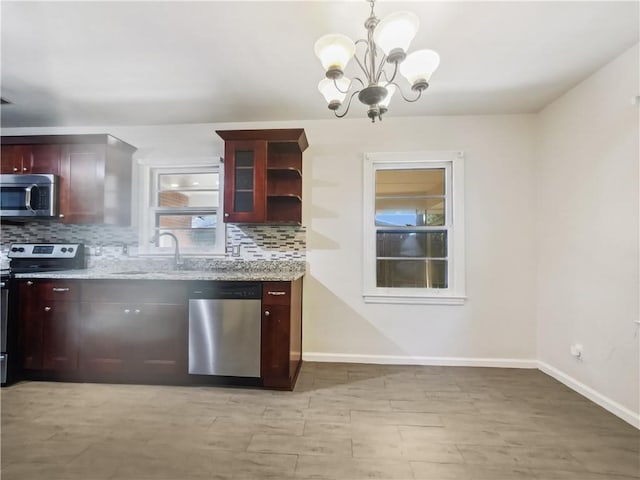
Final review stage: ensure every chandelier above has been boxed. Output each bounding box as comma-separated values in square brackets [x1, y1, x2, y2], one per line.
[314, 0, 440, 122]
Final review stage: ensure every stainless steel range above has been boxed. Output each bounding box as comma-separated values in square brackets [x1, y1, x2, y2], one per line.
[8, 243, 85, 273]
[2, 243, 86, 386]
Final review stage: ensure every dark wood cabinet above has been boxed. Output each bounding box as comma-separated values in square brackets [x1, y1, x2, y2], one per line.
[217, 129, 307, 224]
[17, 280, 79, 373]
[16, 277, 303, 389]
[1, 144, 62, 174]
[261, 279, 303, 390]
[1, 135, 136, 225]
[80, 281, 187, 381]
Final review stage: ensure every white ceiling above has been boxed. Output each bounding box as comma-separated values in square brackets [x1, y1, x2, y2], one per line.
[1, 1, 638, 127]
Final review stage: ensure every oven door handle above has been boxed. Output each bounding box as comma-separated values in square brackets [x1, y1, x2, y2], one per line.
[24, 184, 37, 212]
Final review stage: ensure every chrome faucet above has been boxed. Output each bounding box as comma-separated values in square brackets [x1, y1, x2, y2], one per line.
[154, 232, 183, 270]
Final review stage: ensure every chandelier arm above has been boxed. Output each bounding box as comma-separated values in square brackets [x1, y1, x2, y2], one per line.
[334, 90, 362, 118]
[353, 39, 371, 79]
[373, 54, 388, 84]
[383, 61, 400, 86]
[389, 82, 424, 103]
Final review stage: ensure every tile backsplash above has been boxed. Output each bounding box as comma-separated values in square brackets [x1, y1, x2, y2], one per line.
[1, 221, 305, 263]
[1, 222, 138, 248]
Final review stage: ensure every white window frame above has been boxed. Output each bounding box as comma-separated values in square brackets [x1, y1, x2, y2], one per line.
[137, 158, 226, 256]
[363, 151, 466, 305]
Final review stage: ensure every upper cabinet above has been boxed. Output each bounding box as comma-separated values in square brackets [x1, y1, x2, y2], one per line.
[216, 129, 308, 224]
[1, 135, 137, 225]
[1, 144, 62, 175]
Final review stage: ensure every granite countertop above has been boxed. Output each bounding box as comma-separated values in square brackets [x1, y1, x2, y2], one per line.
[12, 259, 305, 282]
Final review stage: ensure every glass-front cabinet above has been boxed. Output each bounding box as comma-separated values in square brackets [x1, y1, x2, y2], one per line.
[217, 129, 307, 224]
[222, 139, 267, 223]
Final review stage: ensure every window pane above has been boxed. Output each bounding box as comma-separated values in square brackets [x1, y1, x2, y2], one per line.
[375, 198, 444, 226]
[376, 259, 448, 288]
[158, 173, 219, 191]
[376, 231, 447, 258]
[159, 191, 218, 208]
[376, 169, 445, 195]
[157, 214, 218, 249]
[375, 168, 445, 226]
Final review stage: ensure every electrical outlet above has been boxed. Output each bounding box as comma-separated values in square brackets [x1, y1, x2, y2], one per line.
[570, 344, 583, 360]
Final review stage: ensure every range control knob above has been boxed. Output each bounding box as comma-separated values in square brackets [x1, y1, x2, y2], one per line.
[18, 247, 24, 252]
[11, 247, 18, 252]
[68, 247, 74, 253]
[61, 248, 67, 253]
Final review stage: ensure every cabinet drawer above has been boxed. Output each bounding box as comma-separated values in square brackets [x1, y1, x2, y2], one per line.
[262, 282, 291, 305]
[37, 281, 80, 302]
[82, 280, 187, 304]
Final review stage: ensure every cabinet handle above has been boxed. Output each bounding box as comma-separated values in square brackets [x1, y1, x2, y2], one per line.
[44, 306, 51, 312]
[26, 281, 33, 286]
[22, 167, 28, 172]
[59, 214, 65, 219]
[134, 309, 141, 314]
[124, 309, 130, 314]
[52, 287, 70, 292]
[267, 291, 287, 296]
[264, 310, 270, 317]
[224, 213, 229, 217]
[12, 167, 18, 172]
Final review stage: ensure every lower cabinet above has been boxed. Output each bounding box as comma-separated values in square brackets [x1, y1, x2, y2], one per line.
[261, 278, 303, 390]
[16, 277, 302, 389]
[80, 281, 188, 382]
[18, 280, 79, 374]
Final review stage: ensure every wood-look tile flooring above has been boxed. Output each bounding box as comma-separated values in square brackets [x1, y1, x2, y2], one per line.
[1, 362, 638, 479]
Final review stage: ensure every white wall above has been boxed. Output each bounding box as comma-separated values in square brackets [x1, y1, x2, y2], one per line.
[2, 114, 539, 366]
[536, 43, 640, 424]
[302, 116, 537, 365]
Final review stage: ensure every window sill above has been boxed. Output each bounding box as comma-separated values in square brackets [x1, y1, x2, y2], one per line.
[363, 294, 466, 305]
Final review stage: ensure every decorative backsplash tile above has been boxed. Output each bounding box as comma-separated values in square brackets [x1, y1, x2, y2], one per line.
[0, 221, 138, 248]
[226, 224, 305, 260]
[1, 221, 306, 264]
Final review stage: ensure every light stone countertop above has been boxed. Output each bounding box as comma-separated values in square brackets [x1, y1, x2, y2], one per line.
[13, 260, 305, 282]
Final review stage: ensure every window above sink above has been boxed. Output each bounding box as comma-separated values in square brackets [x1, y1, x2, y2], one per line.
[137, 159, 226, 256]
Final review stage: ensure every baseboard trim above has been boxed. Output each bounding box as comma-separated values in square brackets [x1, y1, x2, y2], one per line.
[302, 352, 538, 369]
[538, 361, 640, 429]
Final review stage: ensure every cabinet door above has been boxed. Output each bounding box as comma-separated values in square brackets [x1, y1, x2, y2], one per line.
[223, 140, 267, 223]
[29, 144, 61, 174]
[1, 145, 26, 174]
[131, 303, 188, 377]
[41, 301, 78, 371]
[79, 302, 130, 375]
[261, 304, 291, 387]
[58, 144, 105, 224]
[18, 281, 43, 370]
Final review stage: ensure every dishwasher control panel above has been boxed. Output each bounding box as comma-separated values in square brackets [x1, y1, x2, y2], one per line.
[188, 281, 262, 300]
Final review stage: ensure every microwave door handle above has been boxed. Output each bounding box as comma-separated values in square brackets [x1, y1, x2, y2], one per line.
[24, 184, 36, 212]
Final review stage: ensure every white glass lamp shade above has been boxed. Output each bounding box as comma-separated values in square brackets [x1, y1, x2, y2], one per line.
[373, 11, 419, 56]
[318, 77, 351, 105]
[379, 84, 396, 109]
[314, 34, 356, 73]
[399, 49, 440, 87]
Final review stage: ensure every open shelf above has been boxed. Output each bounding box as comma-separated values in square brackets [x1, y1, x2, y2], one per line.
[266, 196, 302, 224]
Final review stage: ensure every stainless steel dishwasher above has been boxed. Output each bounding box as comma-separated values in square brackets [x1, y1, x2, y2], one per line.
[188, 281, 262, 377]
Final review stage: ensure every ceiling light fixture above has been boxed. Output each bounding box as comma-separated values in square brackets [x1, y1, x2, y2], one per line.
[314, 0, 440, 123]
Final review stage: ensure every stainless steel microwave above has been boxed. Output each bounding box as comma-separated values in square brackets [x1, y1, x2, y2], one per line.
[0, 174, 59, 219]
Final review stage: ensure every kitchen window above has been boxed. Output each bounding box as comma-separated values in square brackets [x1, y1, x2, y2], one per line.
[141, 161, 225, 255]
[363, 151, 465, 304]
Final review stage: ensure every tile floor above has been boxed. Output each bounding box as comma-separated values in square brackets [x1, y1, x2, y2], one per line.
[1, 362, 639, 479]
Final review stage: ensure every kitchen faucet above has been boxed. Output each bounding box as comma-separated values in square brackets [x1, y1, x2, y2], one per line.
[154, 232, 183, 270]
